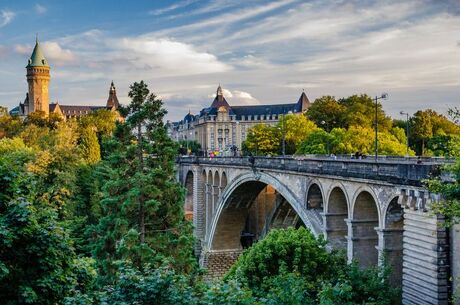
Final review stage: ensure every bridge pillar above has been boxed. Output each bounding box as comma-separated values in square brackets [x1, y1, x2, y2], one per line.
[376, 228, 404, 286]
[346, 219, 379, 267]
[205, 183, 212, 241]
[193, 168, 206, 254]
[323, 212, 348, 249]
[399, 190, 449, 305]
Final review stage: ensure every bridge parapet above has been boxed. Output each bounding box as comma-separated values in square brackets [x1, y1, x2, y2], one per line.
[179, 156, 449, 186]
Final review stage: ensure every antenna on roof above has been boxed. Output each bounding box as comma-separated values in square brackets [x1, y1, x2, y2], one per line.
[36, 33, 39, 44]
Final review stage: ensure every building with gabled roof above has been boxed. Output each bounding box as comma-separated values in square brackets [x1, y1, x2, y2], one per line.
[10, 37, 121, 120]
[170, 85, 310, 154]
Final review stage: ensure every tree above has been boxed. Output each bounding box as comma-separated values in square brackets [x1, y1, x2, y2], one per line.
[296, 129, 335, 155]
[99, 264, 196, 305]
[178, 139, 201, 155]
[79, 126, 101, 165]
[225, 227, 346, 300]
[278, 114, 318, 155]
[243, 124, 281, 156]
[225, 227, 399, 305]
[93, 81, 196, 283]
[0, 115, 23, 139]
[338, 94, 392, 131]
[297, 126, 412, 156]
[306, 96, 345, 131]
[0, 138, 96, 305]
[411, 111, 433, 156]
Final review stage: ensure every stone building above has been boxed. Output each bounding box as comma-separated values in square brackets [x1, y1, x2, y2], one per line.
[170, 85, 311, 154]
[10, 37, 120, 119]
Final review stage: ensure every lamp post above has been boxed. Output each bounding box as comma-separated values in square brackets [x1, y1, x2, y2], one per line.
[400, 111, 410, 157]
[281, 114, 286, 157]
[321, 121, 330, 155]
[374, 93, 389, 161]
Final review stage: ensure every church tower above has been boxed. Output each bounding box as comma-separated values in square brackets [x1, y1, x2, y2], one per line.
[26, 36, 50, 114]
[106, 81, 120, 109]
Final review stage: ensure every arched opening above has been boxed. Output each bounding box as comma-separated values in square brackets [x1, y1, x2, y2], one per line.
[198, 169, 207, 239]
[352, 191, 379, 268]
[383, 197, 403, 287]
[206, 170, 213, 236]
[213, 171, 220, 213]
[205, 175, 310, 279]
[325, 187, 348, 249]
[221, 171, 227, 190]
[211, 181, 304, 251]
[306, 183, 323, 210]
[184, 171, 194, 221]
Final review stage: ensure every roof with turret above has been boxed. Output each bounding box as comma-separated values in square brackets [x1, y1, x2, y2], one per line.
[197, 85, 310, 120]
[27, 37, 49, 67]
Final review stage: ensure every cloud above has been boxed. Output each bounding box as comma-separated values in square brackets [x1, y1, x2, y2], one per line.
[207, 88, 260, 105]
[14, 44, 31, 55]
[0, 10, 15, 27]
[35, 4, 47, 14]
[42, 42, 76, 64]
[149, 0, 196, 16]
[14, 42, 76, 65]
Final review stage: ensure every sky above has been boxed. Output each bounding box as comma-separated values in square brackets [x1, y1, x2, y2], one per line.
[0, 0, 459, 121]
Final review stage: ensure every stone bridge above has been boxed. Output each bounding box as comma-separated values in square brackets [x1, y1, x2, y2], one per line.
[178, 156, 455, 305]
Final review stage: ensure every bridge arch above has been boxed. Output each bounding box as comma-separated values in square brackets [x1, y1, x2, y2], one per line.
[305, 180, 324, 210]
[324, 184, 349, 249]
[382, 196, 404, 287]
[184, 170, 194, 220]
[351, 188, 380, 268]
[207, 171, 319, 251]
[221, 171, 228, 190]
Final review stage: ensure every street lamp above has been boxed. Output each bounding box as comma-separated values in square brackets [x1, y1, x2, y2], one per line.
[374, 93, 389, 161]
[321, 121, 330, 155]
[400, 111, 410, 157]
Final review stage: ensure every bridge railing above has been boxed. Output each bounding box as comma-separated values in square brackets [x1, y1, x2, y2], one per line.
[178, 155, 453, 186]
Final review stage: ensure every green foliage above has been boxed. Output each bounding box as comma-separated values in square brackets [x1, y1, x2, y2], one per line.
[99, 264, 196, 305]
[200, 280, 256, 305]
[243, 115, 318, 155]
[0, 198, 95, 305]
[338, 94, 392, 131]
[226, 227, 346, 299]
[410, 109, 460, 156]
[318, 263, 400, 305]
[93, 81, 196, 284]
[224, 228, 400, 305]
[0, 114, 23, 138]
[296, 129, 335, 154]
[278, 114, 318, 154]
[297, 126, 413, 156]
[243, 123, 281, 155]
[79, 127, 101, 164]
[306, 96, 345, 131]
[178, 139, 202, 155]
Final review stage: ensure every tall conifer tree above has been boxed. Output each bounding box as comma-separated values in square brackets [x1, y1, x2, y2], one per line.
[93, 81, 195, 283]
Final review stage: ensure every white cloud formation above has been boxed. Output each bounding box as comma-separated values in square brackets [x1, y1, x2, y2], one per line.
[14, 44, 31, 55]
[42, 42, 76, 64]
[149, 0, 196, 16]
[207, 88, 260, 105]
[14, 42, 77, 65]
[35, 4, 47, 14]
[117, 36, 231, 75]
[0, 10, 15, 27]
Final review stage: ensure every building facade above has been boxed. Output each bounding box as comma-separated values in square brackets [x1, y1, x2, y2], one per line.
[170, 85, 310, 154]
[10, 38, 120, 119]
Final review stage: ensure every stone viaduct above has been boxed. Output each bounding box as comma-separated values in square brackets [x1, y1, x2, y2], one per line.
[178, 156, 457, 305]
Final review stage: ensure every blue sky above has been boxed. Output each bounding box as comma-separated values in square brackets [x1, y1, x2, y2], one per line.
[0, 0, 459, 121]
